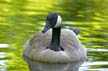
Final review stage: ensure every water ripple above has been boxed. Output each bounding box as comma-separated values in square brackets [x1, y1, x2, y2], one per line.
[87, 48, 108, 52]
[0, 44, 10, 48]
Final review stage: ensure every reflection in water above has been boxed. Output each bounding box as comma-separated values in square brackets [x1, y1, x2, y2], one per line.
[0, 44, 10, 48]
[0, 43, 9, 70]
[23, 56, 86, 71]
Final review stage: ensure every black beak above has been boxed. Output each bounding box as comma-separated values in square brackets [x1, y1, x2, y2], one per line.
[42, 21, 51, 33]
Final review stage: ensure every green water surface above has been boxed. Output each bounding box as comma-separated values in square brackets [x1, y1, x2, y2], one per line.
[0, 0, 108, 71]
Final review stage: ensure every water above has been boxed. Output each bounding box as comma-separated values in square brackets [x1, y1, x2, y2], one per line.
[0, 0, 108, 71]
[23, 56, 86, 71]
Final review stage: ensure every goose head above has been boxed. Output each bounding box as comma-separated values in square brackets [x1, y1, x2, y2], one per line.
[42, 13, 62, 33]
[42, 13, 63, 51]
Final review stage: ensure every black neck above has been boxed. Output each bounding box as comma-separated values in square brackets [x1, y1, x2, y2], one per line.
[51, 27, 61, 46]
[47, 27, 64, 51]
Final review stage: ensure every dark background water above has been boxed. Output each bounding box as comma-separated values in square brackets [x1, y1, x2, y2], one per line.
[0, 0, 108, 71]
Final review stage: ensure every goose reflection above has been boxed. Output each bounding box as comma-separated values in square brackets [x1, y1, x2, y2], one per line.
[23, 56, 86, 71]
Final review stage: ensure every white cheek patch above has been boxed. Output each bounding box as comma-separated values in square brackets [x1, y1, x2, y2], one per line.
[54, 15, 62, 28]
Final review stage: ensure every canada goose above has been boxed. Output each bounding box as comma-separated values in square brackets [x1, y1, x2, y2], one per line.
[23, 13, 87, 63]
